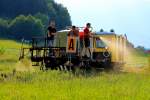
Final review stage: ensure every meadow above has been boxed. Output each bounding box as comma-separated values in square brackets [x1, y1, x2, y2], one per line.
[0, 40, 150, 100]
[1, 71, 150, 100]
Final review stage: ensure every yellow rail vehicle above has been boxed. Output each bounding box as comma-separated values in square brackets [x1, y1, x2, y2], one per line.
[92, 32, 127, 68]
[20, 28, 127, 71]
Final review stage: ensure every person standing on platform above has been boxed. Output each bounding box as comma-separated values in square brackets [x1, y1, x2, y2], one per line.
[68, 26, 79, 55]
[82, 23, 92, 58]
[47, 20, 57, 47]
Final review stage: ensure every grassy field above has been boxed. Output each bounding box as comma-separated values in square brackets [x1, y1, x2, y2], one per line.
[1, 71, 150, 100]
[0, 39, 28, 72]
[0, 40, 150, 100]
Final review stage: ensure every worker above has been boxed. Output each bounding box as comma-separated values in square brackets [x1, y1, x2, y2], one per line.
[82, 23, 93, 58]
[68, 26, 79, 37]
[68, 26, 79, 55]
[47, 20, 57, 47]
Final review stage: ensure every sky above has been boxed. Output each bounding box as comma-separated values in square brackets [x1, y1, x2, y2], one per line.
[55, 0, 150, 49]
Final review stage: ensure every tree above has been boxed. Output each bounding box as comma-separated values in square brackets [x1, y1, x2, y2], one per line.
[0, 0, 48, 18]
[0, 0, 72, 39]
[34, 13, 49, 27]
[9, 15, 44, 40]
[0, 0, 72, 29]
[47, 1, 72, 30]
[136, 46, 145, 51]
[0, 18, 9, 38]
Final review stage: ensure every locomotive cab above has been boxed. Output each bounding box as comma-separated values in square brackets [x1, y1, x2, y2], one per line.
[92, 32, 127, 69]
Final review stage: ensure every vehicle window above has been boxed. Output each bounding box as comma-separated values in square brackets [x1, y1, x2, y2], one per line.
[96, 38, 106, 48]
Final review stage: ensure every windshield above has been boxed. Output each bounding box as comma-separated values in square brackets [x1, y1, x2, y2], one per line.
[95, 38, 106, 48]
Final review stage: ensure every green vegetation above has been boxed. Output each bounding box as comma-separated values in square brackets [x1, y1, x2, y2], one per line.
[124, 44, 150, 69]
[0, 40, 29, 72]
[9, 15, 44, 40]
[1, 71, 150, 100]
[0, 40, 150, 100]
[0, 0, 71, 40]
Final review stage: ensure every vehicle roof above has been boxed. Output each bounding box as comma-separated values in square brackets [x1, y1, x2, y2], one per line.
[57, 29, 70, 33]
[95, 32, 116, 35]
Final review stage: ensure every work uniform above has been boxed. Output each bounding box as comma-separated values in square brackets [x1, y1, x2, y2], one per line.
[47, 26, 56, 47]
[84, 27, 90, 47]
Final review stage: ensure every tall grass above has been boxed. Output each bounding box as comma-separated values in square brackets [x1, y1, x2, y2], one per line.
[0, 71, 150, 100]
[1, 40, 150, 100]
[0, 40, 29, 72]
[0, 47, 5, 55]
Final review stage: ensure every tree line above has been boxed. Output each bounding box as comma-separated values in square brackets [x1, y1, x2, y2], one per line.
[0, 0, 72, 40]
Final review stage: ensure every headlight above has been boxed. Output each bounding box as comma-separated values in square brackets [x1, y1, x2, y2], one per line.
[103, 51, 110, 58]
[105, 46, 108, 50]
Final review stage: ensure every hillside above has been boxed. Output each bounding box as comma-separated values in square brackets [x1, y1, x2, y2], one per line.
[0, 0, 72, 40]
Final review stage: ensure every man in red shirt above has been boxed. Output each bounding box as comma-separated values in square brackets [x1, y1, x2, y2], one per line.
[84, 23, 91, 47]
[80, 23, 92, 58]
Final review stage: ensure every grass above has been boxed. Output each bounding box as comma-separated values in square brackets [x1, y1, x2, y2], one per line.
[0, 39, 30, 72]
[1, 71, 150, 100]
[0, 39, 150, 100]
[124, 47, 150, 71]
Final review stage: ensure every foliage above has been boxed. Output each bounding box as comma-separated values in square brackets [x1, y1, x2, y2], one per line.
[136, 46, 145, 52]
[0, 0, 71, 29]
[0, 18, 9, 38]
[0, 40, 29, 72]
[0, 47, 5, 55]
[9, 15, 44, 40]
[53, 3, 72, 30]
[0, 0, 48, 18]
[34, 13, 49, 28]
[0, 40, 150, 100]
[0, 0, 72, 40]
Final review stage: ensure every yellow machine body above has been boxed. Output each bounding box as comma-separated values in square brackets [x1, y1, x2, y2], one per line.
[93, 33, 127, 64]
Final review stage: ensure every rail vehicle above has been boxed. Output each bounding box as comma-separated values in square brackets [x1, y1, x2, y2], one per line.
[19, 27, 127, 71]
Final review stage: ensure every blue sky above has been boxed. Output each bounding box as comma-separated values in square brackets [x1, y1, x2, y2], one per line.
[55, 0, 150, 48]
